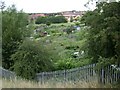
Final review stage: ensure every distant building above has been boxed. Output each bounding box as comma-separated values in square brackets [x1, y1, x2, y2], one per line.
[61, 10, 86, 22]
[28, 10, 86, 22]
[29, 13, 45, 20]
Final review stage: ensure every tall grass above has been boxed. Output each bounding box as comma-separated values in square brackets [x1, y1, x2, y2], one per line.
[2, 77, 113, 88]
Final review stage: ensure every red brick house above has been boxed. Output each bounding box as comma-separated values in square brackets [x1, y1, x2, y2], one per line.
[29, 13, 45, 20]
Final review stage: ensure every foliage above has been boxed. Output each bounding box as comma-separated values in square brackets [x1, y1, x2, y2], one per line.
[81, 2, 120, 64]
[35, 16, 46, 24]
[2, 5, 32, 70]
[55, 58, 76, 70]
[35, 16, 67, 24]
[11, 40, 54, 80]
[0, 1, 5, 11]
[46, 21, 51, 26]
[70, 16, 73, 22]
[75, 22, 80, 26]
[65, 25, 75, 34]
[75, 27, 88, 40]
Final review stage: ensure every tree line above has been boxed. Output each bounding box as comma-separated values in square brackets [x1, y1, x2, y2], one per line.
[35, 16, 67, 25]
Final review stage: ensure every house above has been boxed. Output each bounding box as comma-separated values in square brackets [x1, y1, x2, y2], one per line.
[61, 10, 86, 22]
[28, 10, 86, 22]
[29, 13, 45, 20]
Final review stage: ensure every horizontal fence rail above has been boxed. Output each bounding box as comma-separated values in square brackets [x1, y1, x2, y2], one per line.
[36, 64, 120, 84]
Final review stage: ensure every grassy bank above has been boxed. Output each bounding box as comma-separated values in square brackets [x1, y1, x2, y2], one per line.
[2, 77, 113, 88]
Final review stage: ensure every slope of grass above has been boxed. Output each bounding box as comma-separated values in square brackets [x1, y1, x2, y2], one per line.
[2, 77, 113, 88]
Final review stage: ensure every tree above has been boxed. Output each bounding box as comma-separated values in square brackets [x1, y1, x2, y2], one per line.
[35, 16, 46, 24]
[2, 5, 31, 70]
[53, 16, 67, 23]
[11, 40, 54, 80]
[81, 2, 120, 65]
[0, 1, 5, 12]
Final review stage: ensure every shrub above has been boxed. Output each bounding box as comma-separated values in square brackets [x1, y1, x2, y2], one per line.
[46, 21, 51, 26]
[35, 16, 46, 24]
[35, 16, 67, 24]
[55, 58, 76, 70]
[75, 22, 80, 26]
[11, 40, 54, 80]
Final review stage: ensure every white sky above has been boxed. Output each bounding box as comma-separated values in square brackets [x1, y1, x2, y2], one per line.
[2, 0, 94, 13]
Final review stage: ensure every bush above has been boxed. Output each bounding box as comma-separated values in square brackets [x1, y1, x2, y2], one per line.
[35, 16, 67, 24]
[35, 16, 46, 24]
[75, 22, 80, 26]
[46, 21, 51, 26]
[55, 58, 76, 70]
[65, 26, 75, 34]
[11, 40, 54, 80]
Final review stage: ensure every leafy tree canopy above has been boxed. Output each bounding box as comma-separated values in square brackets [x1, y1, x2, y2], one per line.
[81, 2, 120, 65]
[2, 5, 31, 69]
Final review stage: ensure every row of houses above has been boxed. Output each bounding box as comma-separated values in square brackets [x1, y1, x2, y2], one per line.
[29, 10, 86, 22]
[61, 10, 86, 22]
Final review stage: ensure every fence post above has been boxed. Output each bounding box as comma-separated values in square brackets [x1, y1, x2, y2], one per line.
[42, 72, 44, 84]
[64, 69, 66, 82]
[101, 68, 105, 84]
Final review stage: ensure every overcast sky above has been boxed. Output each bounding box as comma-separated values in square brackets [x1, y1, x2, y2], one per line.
[2, 0, 96, 13]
